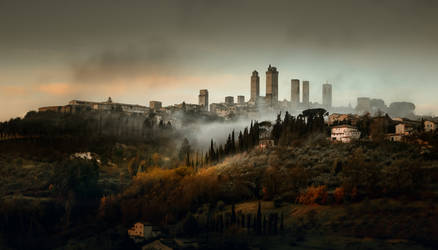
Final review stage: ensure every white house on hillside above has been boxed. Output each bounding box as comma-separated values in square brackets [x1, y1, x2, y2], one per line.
[331, 125, 361, 143]
[424, 120, 437, 132]
[395, 123, 415, 135]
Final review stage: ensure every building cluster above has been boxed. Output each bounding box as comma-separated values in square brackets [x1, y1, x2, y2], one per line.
[38, 64, 338, 121]
[38, 97, 150, 114]
[328, 113, 438, 143]
[38, 97, 209, 128]
[38, 64, 431, 136]
[206, 64, 334, 119]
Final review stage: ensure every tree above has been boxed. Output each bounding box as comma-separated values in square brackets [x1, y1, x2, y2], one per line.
[238, 131, 243, 152]
[243, 127, 249, 150]
[51, 159, 100, 200]
[256, 200, 262, 234]
[231, 130, 236, 153]
[272, 113, 282, 144]
[179, 138, 192, 161]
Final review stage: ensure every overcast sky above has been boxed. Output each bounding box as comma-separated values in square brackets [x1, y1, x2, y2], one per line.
[1, 0, 437, 120]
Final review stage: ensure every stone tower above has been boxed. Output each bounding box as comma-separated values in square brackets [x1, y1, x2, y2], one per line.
[237, 95, 245, 104]
[302, 80, 310, 107]
[225, 96, 234, 105]
[291, 79, 300, 107]
[198, 89, 209, 111]
[266, 65, 278, 105]
[322, 83, 332, 108]
[250, 70, 260, 102]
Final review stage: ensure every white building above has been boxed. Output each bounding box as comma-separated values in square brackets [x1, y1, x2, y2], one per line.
[331, 125, 361, 143]
[395, 123, 415, 135]
[424, 120, 437, 132]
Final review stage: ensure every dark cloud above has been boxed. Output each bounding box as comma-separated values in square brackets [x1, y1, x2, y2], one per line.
[72, 40, 182, 83]
[1, 0, 438, 117]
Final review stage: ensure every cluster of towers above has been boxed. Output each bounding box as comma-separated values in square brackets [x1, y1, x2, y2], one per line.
[290, 79, 310, 108]
[250, 65, 332, 109]
[250, 65, 280, 105]
[199, 64, 333, 112]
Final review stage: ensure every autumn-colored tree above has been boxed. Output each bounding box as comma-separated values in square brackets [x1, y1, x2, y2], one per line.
[297, 185, 328, 205]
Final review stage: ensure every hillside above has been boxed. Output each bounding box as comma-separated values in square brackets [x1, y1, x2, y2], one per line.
[1, 132, 438, 249]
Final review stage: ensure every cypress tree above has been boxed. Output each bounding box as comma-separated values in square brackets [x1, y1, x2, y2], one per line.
[243, 127, 249, 150]
[256, 200, 262, 234]
[238, 131, 243, 152]
[231, 204, 236, 224]
[185, 151, 190, 167]
[231, 130, 236, 153]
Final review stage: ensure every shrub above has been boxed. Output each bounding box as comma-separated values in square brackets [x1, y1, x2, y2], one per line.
[333, 187, 345, 204]
[273, 196, 283, 208]
[297, 185, 328, 205]
[217, 200, 225, 211]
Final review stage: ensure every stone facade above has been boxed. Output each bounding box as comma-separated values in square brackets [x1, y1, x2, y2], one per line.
[250, 70, 260, 102]
[331, 125, 361, 143]
[198, 89, 209, 111]
[225, 96, 234, 105]
[237, 95, 245, 104]
[291, 79, 300, 108]
[266, 65, 278, 105]
[302, 80, 310, 107]
[424, 120, 437, 132]
[39, 97, 150, 114]
[322, 83, 332, 108]
[149, 101, 162, 111]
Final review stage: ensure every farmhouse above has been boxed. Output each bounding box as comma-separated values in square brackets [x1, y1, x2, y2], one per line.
[128, 222, 161, 240]
[424, 120, 437, 132]
[330, 124, 361, 143]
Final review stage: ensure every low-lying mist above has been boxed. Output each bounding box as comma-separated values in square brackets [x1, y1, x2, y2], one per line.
[180, 112, 278, 151]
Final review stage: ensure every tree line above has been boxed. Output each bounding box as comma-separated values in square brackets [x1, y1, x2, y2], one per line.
[0, 110, 172, 141]
[179, 108, 331, 169]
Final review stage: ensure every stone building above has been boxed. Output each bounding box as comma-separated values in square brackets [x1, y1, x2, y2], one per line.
[266, 65, 278, 105]
[237, 95, 245, 104]
[250, 70, 260, 102]
[198, 89, 209, 111]
[149, 101, 162, 111]
[331, 124, 361, 143]
[291, 79, 300, 108]
[395, 123, 416, 135]
[39, 97, 150, 114]
[225, 96, 234, 105]
[322, 83, 332, 108]
[424, 120, 437, 132]
[128, 222, 161, 240]
[302, 80, 310, 107]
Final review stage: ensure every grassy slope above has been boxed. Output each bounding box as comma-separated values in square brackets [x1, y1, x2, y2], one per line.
[195, 199, 438, 249]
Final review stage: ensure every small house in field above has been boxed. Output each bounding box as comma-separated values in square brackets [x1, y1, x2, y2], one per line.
[128, 222, 161, 240]
[330, 125, 361, 143]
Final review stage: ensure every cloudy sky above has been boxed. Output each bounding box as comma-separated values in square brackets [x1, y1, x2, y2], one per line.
[1, 0, 437, 120]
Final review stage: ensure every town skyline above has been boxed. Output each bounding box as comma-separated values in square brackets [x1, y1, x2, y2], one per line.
[1, 0, 438, 121]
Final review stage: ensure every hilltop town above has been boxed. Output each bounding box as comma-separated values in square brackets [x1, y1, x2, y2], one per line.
[36, 65, 438, 143]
